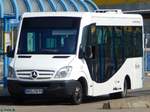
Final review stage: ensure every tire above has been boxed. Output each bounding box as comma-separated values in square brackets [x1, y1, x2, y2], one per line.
[71, 82, 83, 105]
[120, 79, 128, 98]
[110, 79, 128, 99]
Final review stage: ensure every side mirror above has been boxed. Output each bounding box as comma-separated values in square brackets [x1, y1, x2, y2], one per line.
[79, 47, 84, 59]
[88, 23, 96, 39]
[85, 46, 93, 59]
[7, 46, 14, 58]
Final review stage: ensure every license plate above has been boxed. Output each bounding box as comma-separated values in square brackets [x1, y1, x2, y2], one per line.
[25, 89, 43, 95]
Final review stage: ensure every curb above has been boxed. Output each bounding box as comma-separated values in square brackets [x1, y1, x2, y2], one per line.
[145, 73, 150, 77]
[100, 97, 150, 109]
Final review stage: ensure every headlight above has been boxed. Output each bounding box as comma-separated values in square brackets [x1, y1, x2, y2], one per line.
[8, 66, 16, 78]
[54, 66, 72, 79]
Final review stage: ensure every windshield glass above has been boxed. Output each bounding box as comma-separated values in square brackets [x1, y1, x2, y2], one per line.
[17, 17, 80, 54]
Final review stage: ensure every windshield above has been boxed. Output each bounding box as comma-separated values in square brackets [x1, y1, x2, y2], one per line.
[17, 17, 80, 54]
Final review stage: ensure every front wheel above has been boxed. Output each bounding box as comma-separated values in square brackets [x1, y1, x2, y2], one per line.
[71, 82, 83, 105]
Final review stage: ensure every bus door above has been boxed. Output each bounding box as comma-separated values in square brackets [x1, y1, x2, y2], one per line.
[84, 24, 114, 83]
[96, 26, 125, 83]
[83, 24, 100, 82]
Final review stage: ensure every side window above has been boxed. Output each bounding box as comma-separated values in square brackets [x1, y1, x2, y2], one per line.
[96, 26, 114, 82]
[96, 27, 106, 82]
[114, 27, 124, 68]
[124, 26, 143, 58]
[133, 27, 143, 57]
[124, 26, 133, 58]
[96, 26, 125, 82]
[84, 25, 143, 83]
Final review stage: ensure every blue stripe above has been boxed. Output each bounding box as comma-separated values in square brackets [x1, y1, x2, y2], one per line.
[85, 0, 99, 10]
[79, 0, 89, 11]
[60, 0, 69, 11]
[70, 0, 79, 11]
[48, 0, 56, 11]
[38, 0, 45, 11]
[4, 18, 11, 32]
[0, 0, 4, 18]
[11, 0, 19, 19]
[23, 0, 32, 12]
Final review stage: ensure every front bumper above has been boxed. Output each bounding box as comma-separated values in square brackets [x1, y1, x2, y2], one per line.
[7, 79, 79, 97]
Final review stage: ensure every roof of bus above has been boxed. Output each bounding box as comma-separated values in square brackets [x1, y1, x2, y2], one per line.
[22, 12, 143, 26]
[22, 11, 143, 19]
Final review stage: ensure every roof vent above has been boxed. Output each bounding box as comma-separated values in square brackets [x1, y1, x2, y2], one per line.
[95, 9, 123, 14]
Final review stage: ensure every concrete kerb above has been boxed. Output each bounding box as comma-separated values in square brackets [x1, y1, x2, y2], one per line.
[145, 72, 150, 77]
[100, 97, 150, 109]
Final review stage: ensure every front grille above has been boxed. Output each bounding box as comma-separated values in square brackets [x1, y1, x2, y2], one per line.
[16, 70, 55, 80]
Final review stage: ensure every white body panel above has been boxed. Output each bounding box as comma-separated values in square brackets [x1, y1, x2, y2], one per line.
[92, 58, 143, 96]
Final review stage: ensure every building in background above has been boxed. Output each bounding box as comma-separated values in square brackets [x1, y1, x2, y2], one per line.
[94, 0, 150, 71]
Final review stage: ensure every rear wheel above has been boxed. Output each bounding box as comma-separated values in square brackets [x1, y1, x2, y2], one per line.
[110, 79, 128, 98]
[120, 79, 128, 98]
[71, 82, 83, 105]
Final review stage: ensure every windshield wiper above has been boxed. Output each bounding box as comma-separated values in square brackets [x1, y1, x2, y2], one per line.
[18, 55, 32, 58]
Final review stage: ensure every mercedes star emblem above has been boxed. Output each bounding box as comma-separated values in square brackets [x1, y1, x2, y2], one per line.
[31, 71, 38, 79]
